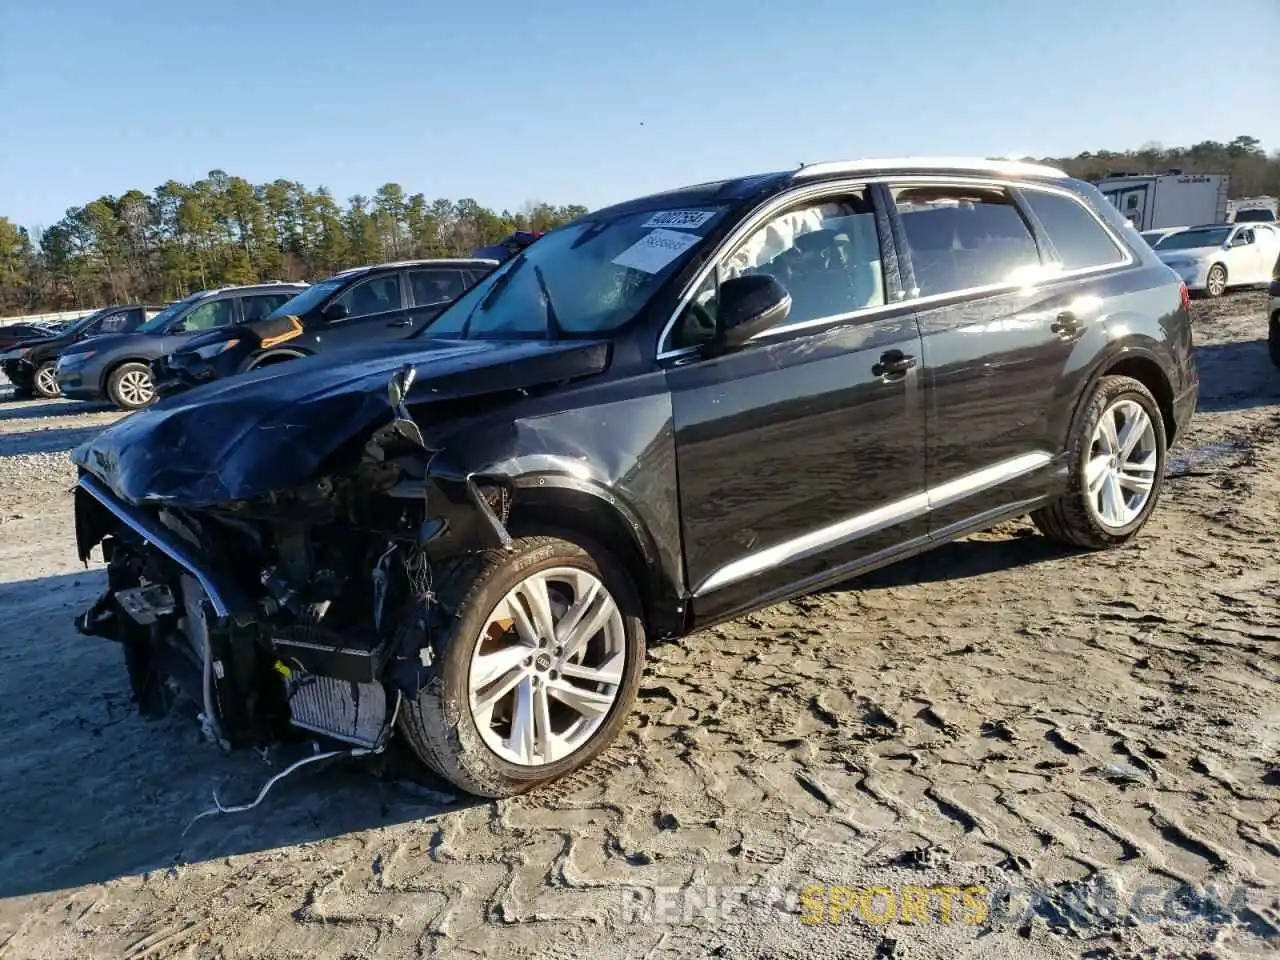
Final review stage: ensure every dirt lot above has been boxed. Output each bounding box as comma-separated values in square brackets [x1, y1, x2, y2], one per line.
[0, 294, 1277, 960]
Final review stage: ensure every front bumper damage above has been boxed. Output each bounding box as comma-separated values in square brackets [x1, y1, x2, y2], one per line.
[71, 412, 513, 756]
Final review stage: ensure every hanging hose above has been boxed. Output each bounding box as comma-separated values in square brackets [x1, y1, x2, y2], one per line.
[183, 745, 371, 835]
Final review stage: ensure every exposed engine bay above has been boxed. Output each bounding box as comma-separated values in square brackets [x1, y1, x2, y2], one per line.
[73, 366, 510, 757]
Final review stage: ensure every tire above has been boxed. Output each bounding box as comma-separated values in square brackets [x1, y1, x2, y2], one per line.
[1204, 263, 1227, 298]
[1269, 316, 1280, 370]
[399, 534, 646, 798]
[1032, 375, 1167, 549]
[32, 361, 60, 399]
[106, 361, 157, 410]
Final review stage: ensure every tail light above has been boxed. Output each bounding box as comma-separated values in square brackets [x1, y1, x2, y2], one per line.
[1178, 281, 1190, 310]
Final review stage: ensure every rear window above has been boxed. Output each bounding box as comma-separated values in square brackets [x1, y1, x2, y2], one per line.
[1022, 189, 1126, 270]
[893, 185, 1041, 296]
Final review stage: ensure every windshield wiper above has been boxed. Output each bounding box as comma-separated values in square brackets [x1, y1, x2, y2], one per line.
[532, 265, 562, 341]
[459, 252, 529, 338]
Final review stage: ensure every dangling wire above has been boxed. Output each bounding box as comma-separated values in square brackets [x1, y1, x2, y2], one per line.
[183, 744, 370, 835]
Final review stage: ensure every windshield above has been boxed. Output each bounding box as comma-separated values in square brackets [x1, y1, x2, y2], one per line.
[1140, 231, 1166, 244]
[136, 292, 208, 333]
[1157, 227, 1231, 251]
[422, 205, 730, 339]
[1234, 209, 1275, 223]
[266, 278, 347, 320]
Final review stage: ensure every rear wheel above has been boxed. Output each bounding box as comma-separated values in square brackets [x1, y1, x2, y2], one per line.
[1204, 263, 1227, 298]
[1033, 375, 1167, 549]
[1269, 316, 1280, 369]
[399, 535, 646, 798]
[32, 361, 60, 399]
[107, 362, 156, 410]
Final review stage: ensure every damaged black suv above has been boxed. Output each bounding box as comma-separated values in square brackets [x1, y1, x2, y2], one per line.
[71, 158, 1197, 798]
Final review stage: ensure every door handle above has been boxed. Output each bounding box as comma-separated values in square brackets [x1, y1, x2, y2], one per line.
[1050, 311, 1082, 336]
[872, 350, 917, 379]
[387, 319, 414, 328]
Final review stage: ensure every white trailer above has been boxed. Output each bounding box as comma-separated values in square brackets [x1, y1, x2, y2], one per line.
[1093, 173, 1229, 230]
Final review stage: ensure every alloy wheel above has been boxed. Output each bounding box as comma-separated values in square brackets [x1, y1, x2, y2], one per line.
[468, 567, 625, 767]
[118, 370, 154, 406]
[35, 364, 58, 396]
[1206, 266, 1226, 297]
[1084, 398, 1158, 529]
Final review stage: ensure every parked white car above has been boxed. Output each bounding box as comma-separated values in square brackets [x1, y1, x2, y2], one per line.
[1154, 222, 1280, 297]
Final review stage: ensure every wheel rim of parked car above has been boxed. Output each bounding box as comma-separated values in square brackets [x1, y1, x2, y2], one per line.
[1086, 399, 1158, 529]
[1207, 267, 1226, 297]
[35, 365, 57, 395]
[468, 566, 625, 767]
[118, 370, 154, 406]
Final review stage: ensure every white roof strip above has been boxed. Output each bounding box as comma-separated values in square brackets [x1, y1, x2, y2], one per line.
[792, 157, 1069, 180]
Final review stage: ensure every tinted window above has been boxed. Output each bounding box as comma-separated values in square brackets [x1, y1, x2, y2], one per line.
[335, 274, 402, 318]
[181, 298, 235, 332]
[1022, 190, 1125, 270]
[671, 192, 885, 348]
[894, 185, 1041, 296]
[243, 294, 293, 322]
[97, 310, 132, 334]
[1158, 227, 1231, 250]
[409, 269, 467, 306]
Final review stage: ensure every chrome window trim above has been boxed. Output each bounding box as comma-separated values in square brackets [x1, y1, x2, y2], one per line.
[692, 451, 1052, 596]
[792, 157, 1069, 180]
[656, 176, 1134, 362]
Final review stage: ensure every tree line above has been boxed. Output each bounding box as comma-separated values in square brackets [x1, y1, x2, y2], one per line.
[1, 135, 1276, 315]
[0, 175, 588, 315]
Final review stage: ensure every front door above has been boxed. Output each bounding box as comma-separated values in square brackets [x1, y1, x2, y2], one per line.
[663, 185, 927, 625]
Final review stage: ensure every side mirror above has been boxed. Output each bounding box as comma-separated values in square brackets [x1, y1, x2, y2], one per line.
[323, 301, 350, 322]
[704, 274, 791, 356]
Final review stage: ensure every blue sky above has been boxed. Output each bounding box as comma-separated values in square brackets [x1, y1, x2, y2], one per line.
[2, 0, 1277, 230]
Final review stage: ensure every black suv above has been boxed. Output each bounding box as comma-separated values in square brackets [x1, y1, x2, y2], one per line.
[71, 158, 1196, 799]
[0, 305, 161, 398]
[152, 259, 498, 398]
[55, 283, 307, 409]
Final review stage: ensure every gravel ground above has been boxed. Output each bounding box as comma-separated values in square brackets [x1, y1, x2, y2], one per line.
[0, 294, 1277, 960]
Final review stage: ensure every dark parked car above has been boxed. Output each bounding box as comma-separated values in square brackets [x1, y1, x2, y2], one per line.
[0, 321, 61, 352]
[1, 305, 161, 398]
[152, 259, 498, 398]
[70, 158, 1196, 799]
[55, 283, 307, 409]
[472, 231, 544, 263]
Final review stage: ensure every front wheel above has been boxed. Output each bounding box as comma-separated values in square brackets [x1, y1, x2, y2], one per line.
[1032, 375, 1167, 549]
[107, 362, 156, 410]
[1204, 263, 1227, 298]
[399, 535, 646, 798]
[32, 361, 60, 398]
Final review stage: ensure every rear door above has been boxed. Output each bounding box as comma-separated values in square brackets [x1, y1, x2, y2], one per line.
[404, 267, 470, 334]
[664, 183, 927, 624]
[315, 271, 409, 350]
[889, 179, 1130, 535]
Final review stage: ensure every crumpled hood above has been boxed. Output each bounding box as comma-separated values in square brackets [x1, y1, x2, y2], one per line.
[72, 336, 610, 506]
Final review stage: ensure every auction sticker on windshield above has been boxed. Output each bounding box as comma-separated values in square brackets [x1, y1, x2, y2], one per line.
[612, 229, 700, 274]
[641, 210, 718, 230]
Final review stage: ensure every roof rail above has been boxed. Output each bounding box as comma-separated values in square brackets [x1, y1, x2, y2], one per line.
[792, 157, 1069, 180]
